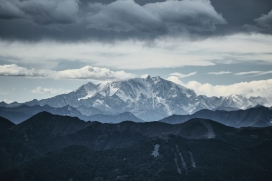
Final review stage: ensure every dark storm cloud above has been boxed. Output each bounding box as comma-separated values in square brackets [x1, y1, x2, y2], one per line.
[86, 0, 226, 34]
[0, 0, 271, 42]
[0, 0, 80, 25]
[209, 0, 272, 35]
[242, 10, 272, 35]
[255, 11, 272, 29]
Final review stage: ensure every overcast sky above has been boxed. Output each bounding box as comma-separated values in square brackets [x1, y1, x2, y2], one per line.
[0, 0, 272, 103]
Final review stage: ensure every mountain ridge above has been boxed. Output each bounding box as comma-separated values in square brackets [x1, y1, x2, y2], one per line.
[160, 106, 272, 127]
[2, 76, 269, 121]
[0, 104, 143, 124]
[1, 112, 271, 180]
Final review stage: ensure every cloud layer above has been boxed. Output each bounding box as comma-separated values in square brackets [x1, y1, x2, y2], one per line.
[0, 33, 271, 70]
[0, 0, 230, 41]
[168, 76, 272, 105]
[255, 10, 272, 29]
[0, 0, 79, 25]
[87, 0, 226, 35]
[0, 0, 272, 42]
[0, 64, 136, 80]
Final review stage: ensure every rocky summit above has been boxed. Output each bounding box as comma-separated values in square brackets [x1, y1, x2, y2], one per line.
[28, 76, 267, 121]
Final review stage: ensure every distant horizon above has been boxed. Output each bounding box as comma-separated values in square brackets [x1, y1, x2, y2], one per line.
[1, 74, 272, 105]
[0, 0, 272, 104]
[1, 75, 271, 109]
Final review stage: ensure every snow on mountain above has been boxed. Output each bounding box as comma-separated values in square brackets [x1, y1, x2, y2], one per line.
[31, 76, 268, 121]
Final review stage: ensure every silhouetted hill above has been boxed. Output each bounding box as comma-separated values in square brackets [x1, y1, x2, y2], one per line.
[88, 112, 144, 123]
[1, 137, 272, 181]
[176, 118, 235, 139]
[0, 104, 144, 124]
[0, 113, 271, 180]
[11, 112, 92, 142]
[160, 106, 272, 127]
[0, 116, 15, 131]
[0, 104, 86, 124]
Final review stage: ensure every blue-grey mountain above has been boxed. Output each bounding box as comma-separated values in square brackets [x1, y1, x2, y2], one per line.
[160, 106, 272, 128]
[0, 105, 143, 124]
[31, 76, 268, 121]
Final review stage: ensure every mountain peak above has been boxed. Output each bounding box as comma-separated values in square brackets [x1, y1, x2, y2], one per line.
[28, 76, 268, 122]
[12, 112, 91, 142]
[141, 74, 151, 79]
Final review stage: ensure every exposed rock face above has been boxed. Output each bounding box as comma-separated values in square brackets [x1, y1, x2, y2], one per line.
[22, 76, 268, 121]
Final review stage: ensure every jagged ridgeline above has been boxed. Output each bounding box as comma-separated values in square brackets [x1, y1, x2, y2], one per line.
[0, 76, 271, 180]
[1, 76, 269, 122]
[0, 112, 272, 181]
[1, 104, 271, 128]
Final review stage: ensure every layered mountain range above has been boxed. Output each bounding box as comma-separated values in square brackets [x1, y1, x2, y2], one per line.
[1, 78, 271, 180]
[0, 104, 143, 124]
[1, 112, 272, 181]
[160, 106, 272, 128]
[1, 104, 271, 128]
[16, 76, 268, 121]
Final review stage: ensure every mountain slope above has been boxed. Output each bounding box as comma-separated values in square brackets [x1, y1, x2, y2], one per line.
[0, 104, 91, 124]
[160, 106, 272, 127]
[88, 112, 144, 123]
[6, 113, 236, 151]
[0, 113, 272, 181]
[0, 104, 144, 124]
[176, 118, 235, 139]
[11, 112, 92, 142]
[1, 137, 272, 181]
[0, 116, 15, 131]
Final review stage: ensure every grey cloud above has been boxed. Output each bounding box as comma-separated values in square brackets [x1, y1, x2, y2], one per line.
[243, 10, 272, 34]
[255, 10, 272, 29]
[0, 0, 272, 42]
[0, 0, 80, 25]
[87, 0, 226, 34]
[0, 0, 25, 19]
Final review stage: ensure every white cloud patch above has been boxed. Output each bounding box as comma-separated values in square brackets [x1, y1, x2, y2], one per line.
[87, 0, 226, 34]
[169, 72, 197, 78]
[0, 64, 136, 81]
[167, 76, 184, 86]
[31, 87, 71, 94]
[169, 76, 272, 105]
[0, 99, 13, 104]
[235, 70, 272, 76]
[0, 64, 53, 77]
[0, 0, 80, 25]
[56, 66, 136, 80]
[207, 71, 231, 75]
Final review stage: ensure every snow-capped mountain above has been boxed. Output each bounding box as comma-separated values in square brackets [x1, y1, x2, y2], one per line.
[33, 76, 268, 121]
